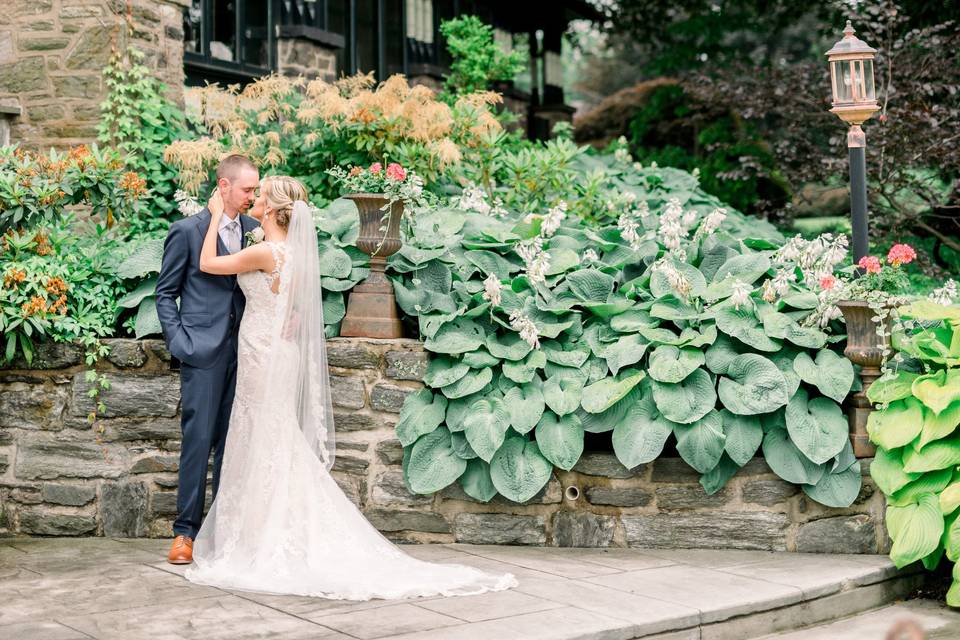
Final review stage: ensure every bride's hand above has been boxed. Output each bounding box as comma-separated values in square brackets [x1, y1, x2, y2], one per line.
[208, 187, 225, 217]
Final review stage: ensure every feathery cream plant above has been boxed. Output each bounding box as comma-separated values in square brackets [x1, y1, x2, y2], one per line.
[164, 73, 503, 198]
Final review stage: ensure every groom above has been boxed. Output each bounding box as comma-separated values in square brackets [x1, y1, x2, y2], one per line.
[156, 154, 260, 564]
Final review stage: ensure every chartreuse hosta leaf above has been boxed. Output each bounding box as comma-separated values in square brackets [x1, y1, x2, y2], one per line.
[463, 397, 510, 462]
[673, 409, 726, 473]
[867, 370, 920, 405]
[866, 397, 924, 450]
[396, 389, 447, 447]
[718, 353, 789, 415]
[785, 388, 848, 465]
[612, 392, 675, 468]
[489, 436, 553, 502]
[581, 369, 646, 414]
[651, 368, 716, 424]
[648, 345, 704, 384]
[792, 349, 855, 403]
[535, 412, 584, 470]
[902, 435, 960, 473]
[886, 493, 944, 569]
[913, 369, 960, 415]
[458, 458, 498, 502]
[870, 447, 920, 495]
[920, 402, 960, 448]
[504, 382, 545, 434]
[406, 427, 468, 494]
[888, 468, 954, 507]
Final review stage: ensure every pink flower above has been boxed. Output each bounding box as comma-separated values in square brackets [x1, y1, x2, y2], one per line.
[857, 255, 882, 274]
[886, 243, 917, 267]
[385, 163, 406, 181]
[368, 162, 382, 175]
[348, 166, 363, 177]
[819, 274, 837, 290]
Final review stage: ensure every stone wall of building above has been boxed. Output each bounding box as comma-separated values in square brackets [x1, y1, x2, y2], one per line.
[0, 337, 888, 553]
[0, 0, 187, 149]
[277, 37, 337, 82]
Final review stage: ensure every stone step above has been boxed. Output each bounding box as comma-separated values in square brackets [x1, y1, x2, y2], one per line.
[752, 600, 960, 640]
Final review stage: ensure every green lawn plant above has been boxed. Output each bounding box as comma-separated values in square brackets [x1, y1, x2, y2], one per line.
[866, 299, 960, 605]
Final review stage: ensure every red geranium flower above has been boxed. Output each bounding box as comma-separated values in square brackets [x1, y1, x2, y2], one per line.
[857, 255, 882, 274]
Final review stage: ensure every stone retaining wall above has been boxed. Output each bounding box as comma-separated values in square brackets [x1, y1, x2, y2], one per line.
[0, 338, 888, 553]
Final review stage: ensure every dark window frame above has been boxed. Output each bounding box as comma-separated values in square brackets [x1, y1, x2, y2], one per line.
[184, 0, 277, 85]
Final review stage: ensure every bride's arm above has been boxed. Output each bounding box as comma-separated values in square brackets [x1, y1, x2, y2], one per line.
[199, 195, 272, 276]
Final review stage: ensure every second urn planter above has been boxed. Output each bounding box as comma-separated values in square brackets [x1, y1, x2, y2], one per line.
[339, 193, 404, 339]
[837, 299, 893, 457]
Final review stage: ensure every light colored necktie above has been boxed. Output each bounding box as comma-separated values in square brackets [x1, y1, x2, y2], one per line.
[224, 219, 241, 254]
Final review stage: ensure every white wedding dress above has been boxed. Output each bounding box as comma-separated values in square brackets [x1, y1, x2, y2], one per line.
[185, 236, 517, 600]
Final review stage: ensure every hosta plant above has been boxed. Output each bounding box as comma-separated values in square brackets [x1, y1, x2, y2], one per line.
[356, 158, 863, 507]
[867, 299, 960, 605]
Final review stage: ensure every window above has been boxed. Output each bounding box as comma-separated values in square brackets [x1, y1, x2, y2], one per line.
[183, 0, 276, 86]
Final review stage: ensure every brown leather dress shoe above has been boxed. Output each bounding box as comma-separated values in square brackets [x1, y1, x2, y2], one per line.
[167, 535, 193, 564]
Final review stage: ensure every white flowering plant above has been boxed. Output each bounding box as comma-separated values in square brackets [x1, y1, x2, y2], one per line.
[375, 153, 865, 511]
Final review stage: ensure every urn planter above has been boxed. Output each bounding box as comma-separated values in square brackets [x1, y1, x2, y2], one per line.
[340, 193, 404, 339]
[837, 300, 893, 457]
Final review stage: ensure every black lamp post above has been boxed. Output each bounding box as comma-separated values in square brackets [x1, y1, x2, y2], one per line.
[826, 21, 880, 263]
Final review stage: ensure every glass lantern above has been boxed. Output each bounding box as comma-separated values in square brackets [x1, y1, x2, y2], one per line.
[825, 21, 879, 125]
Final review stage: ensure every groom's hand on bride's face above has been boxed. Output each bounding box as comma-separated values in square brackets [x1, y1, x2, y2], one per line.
[218, 167, 260, 215]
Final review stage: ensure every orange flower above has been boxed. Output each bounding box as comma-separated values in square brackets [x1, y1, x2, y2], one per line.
[3, 268, 26, 289]
[119, 171, 147, 198]
[21, 295, 48, 317]
[45, 276, 67, 296]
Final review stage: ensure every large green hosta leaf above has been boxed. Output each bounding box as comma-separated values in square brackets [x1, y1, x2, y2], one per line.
[396, 389, 447, 446]
[867, 397, 924, 450]
[768, 347, 802, 397]
[650, 368, 717, 424]
[489, 437, 553, 502]
[441, 366, 493, 399]
[793, 349, 855, 403]
[762, 428, 825, 485]
[423, 356, 470, 388]
[599, 334, 650, 376]
[720, 409, 763, 465]
[714, 303, 780, 352]
[578, 385, 643, 433]
[542, 340, 591, 368]
[761, 311, 828, 349]
[704, 253, 771, 302]
[501, 350, 547, 384]
[566, 268, 616, 302]
[458, 458, 498, 502]
[803, 461, 862, 508]
[648, 346, 704, 383]
[913, 369, 960, 415]
[535, 412, 584, 470]
[463, 397, 510, 461]
[486, 332, 533, 361]
[886, 493, 944, 569]
[612, 392, 675, 467]
[450, 431, 479, 459]
[705, 334, 749, 375]
[673, 410, 725, 473]
[133, 296, 162, 338]
[718, 354, 789, 415]
[317, 245, 354, 278]
[464, 249, 520, 279]
[582, 369, 646, 414]
[117, 238, 164, 278]
[425, 319, 486, 354]
[445, 391, 485, 432]
[543, 373, 586, 416]
[785, 388, 848, 464]
[504, 382, 545, 434]
[406, 427, 468, 494]
[650, 259, 707, 300]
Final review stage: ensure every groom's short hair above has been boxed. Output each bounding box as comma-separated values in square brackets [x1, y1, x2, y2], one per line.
[216, 154, 257, 182]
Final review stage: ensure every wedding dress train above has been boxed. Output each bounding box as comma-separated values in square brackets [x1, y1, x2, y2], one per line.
[185, 239, 517, 600]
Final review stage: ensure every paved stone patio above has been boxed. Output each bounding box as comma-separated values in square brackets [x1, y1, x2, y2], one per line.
[0, 537, 939, 640]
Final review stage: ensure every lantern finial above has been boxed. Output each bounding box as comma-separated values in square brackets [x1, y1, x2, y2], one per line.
[844, 20, 855, 37]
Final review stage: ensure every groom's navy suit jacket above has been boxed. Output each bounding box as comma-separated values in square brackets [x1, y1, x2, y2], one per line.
[155, 208, 259, 368]
[155, 207, 259, 539]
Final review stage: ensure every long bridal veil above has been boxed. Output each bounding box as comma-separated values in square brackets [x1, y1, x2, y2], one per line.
[258, 200, 337, 470]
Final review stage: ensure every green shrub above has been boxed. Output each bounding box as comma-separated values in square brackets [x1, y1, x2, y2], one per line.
[867, 300, 960, 604]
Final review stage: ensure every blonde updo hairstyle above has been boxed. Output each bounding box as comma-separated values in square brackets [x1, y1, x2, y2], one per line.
[262, 176, 308, 230]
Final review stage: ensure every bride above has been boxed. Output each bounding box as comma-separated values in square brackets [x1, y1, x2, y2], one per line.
[187, 175, 517, 599]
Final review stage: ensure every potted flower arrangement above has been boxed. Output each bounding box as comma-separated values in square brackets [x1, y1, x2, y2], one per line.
[327, 162, 425, 339]
[818, 243, 918, 455]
